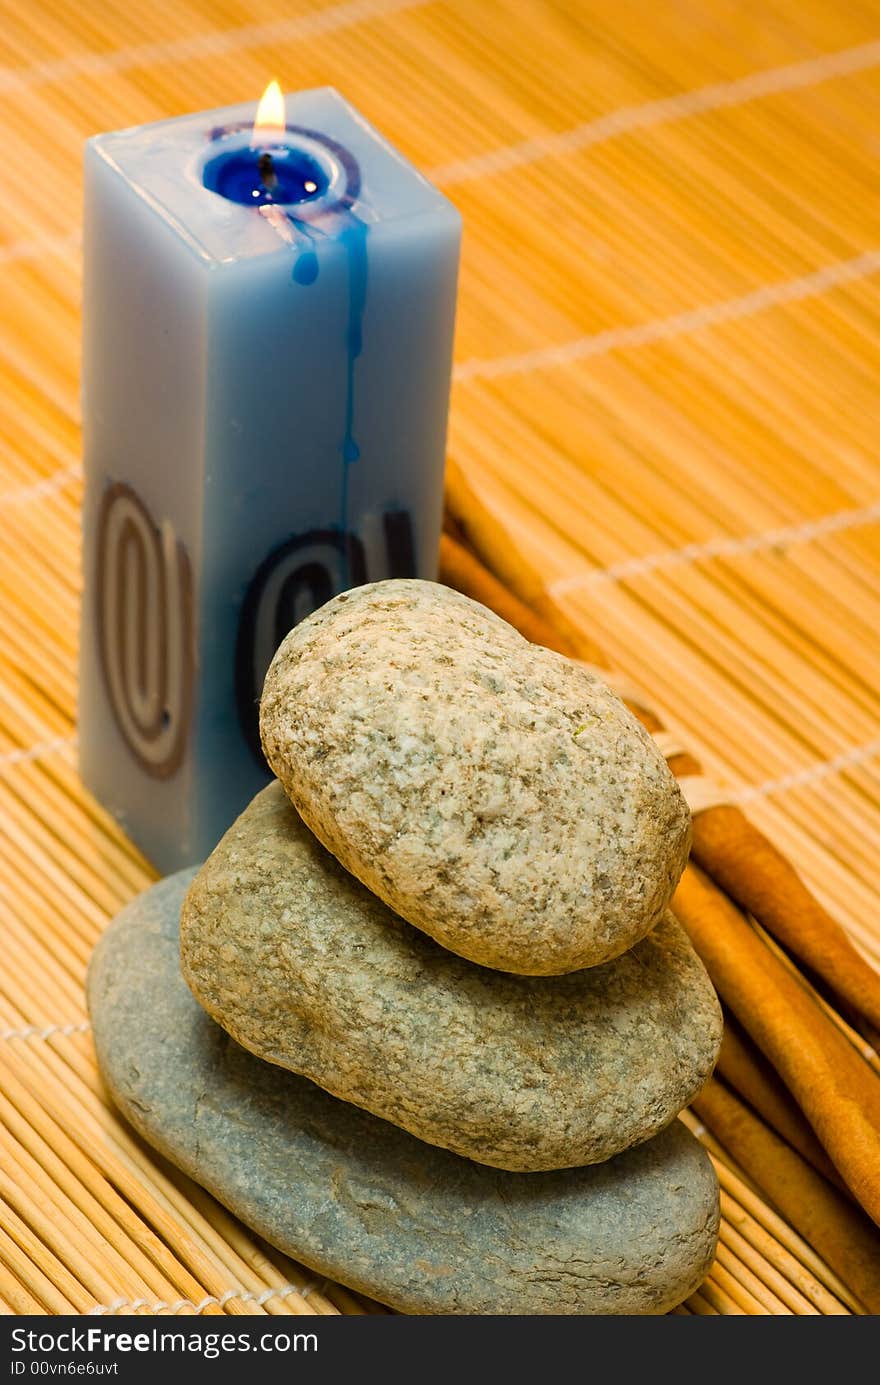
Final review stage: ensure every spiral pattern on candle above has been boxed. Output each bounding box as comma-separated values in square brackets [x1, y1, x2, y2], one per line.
[235, 528, 368, 761]
[96, 483, 194, 777]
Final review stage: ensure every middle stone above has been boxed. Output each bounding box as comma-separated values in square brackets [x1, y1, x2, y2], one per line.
[181, 782, 722, 1173]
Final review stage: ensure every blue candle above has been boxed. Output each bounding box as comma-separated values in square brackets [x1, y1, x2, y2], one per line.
[79, 85, 461, 873]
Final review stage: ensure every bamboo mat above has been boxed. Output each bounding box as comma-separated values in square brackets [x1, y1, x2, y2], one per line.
[0, 0, 878, 1316]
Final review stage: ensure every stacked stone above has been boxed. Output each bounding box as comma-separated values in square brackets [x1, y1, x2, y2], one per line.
[89, 580, 723, 1315]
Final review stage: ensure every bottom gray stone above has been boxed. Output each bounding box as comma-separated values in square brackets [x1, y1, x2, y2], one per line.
[87, 871, 719, 1316]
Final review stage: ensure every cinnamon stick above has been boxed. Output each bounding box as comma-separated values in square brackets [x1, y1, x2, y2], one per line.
[689, 806, 880, 1033]
[444, 462, 880, 1033]
[716, 1014, 841, 1187]
[692, 1077, 880, 1314]
[674, 865, 880, 1224]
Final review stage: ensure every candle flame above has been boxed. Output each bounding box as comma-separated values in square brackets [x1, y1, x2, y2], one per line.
[252, 80, 285, 143]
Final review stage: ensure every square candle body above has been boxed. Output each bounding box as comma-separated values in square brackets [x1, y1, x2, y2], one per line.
[79, 88, 461, 872]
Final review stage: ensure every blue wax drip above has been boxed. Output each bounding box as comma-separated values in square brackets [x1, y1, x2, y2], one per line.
[287, 218, 320, 286]
[282, 206, 367, 592]
[337, 213, 368, 589]
[293, 250, 319, 285]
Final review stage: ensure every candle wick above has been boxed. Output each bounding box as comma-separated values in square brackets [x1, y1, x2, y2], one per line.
[258, 151, 278, 193]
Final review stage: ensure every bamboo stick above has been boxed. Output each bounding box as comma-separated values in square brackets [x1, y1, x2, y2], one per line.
[693, 1079, 880, 1313]
[0, 1166, 124, 1309]
[0, 1266, 47, 1317]
[682, 1113, 857, 1312]
[685, 1292, 720, 1316]
[697, 1279, 746, 1315]
[0, 1124, 153, 1303]
[716, 1222, 818, 1315]
[708, 1255, 778, 1314]
[0, 1044, 228, 1314]
[0, 1031, 336, 1316]
[0, 1208, 91, 1313]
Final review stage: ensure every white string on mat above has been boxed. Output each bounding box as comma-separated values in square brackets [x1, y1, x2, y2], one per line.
[651, 731, 688, 761]
[0, 0, 426, 99]
[433, 37, 880, 184]
[548, 499, 880, 597]
[0, 1021, 90, 1041]
[737, 736, 880, 804]
[676, 776, 737, 816]
[454, 249, 880, 383]
[0, 734, 76, 769]
[88, 1280, 321, 1317]
[0, 231, 79, 269]
[0, 464, 81, 506]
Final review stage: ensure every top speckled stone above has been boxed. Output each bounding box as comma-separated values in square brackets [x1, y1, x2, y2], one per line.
[260, 579, 691, 974]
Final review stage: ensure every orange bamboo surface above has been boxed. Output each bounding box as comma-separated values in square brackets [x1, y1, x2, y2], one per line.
[1, 0, 879, 1315]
